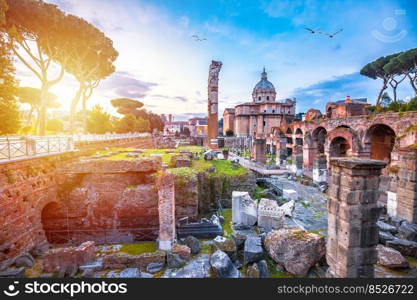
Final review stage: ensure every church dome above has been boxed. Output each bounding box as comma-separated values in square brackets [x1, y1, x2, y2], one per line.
[252, 68, 276, 102]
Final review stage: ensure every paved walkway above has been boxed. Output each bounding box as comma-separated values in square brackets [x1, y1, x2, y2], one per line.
[229, 153, 287, 176]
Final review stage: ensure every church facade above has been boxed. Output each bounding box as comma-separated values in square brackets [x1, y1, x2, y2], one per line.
[223, 68, 296, 138]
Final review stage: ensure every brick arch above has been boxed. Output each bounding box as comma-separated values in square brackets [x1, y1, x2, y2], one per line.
[363, 123, 396, 163]
[326, 126, 360, 155]
[271, 127, 285, 137]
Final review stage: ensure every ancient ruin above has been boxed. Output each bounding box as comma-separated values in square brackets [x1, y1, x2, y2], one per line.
[207, 60, 222, 149]
[1, 62, 417, 280]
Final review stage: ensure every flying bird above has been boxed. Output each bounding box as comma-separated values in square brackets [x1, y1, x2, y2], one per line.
[191, 34, 207, 42]
[304, 27, 320, 34]
[322, 29, 344, 38]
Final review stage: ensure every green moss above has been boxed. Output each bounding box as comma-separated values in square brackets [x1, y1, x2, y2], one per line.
[254, 186, 267, 200]
[170, 167, 198, 185]
[119, 242, 157, 255]
[200, 243, 212, 254]
[407, 256, 417, 268]
[263, 254, 293, 278]
[407, 124, 417, 132]
[219, 209, 232, 238]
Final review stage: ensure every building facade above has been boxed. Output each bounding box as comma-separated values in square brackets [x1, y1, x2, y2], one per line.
[224, 69, 296, 138]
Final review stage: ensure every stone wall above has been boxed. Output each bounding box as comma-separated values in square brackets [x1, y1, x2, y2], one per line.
[198, 171, 257, 213]
[0, 155, 68, 270]
[75, 137, 155, 154]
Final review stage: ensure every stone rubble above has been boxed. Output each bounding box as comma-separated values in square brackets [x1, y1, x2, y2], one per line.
[232, 191, 258, 226]
[210, 250, 241, 278]
[376, 245, 409, 269]
[163, 254, 212, 278]
[264, 228, 325, 277]
[243, 236, 263, 265]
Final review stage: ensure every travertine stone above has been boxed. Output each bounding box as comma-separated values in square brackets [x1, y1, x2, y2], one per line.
[157, 171, 176, 251]
[327, 158, 386, 278]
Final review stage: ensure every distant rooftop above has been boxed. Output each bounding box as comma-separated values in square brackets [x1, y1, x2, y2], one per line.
[334, 98, 368, 105]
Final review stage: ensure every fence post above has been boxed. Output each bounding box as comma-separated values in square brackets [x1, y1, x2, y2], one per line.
[7, 137, 11, 159]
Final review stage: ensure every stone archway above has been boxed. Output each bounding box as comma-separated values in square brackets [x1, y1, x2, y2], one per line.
[365, 124, 396, 163]
[41, 202, 62, 244]
[330, 137, 350, 158]
[312, 127, 327, 154]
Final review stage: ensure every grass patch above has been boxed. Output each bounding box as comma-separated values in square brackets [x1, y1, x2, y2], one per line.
[119, 242, 157, 255]
[200, 243, 212, 255]
[169, 167, 198, 184]
[211, 160, 247, 176]
[219, 209, 232, 238]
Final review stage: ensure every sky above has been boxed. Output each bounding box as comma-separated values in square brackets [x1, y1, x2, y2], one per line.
[15, 0, 417, 120]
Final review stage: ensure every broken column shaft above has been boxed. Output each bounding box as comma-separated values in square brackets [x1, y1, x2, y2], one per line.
[157, 171, 176, 251]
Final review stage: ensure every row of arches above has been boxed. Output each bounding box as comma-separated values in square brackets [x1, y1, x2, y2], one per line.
[310, 123, 396, 163]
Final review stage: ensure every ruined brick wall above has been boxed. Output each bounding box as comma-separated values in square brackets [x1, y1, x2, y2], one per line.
[0, 156, 64, 270]
[49, 158, 163, 244]
[75, 137, 155, 154]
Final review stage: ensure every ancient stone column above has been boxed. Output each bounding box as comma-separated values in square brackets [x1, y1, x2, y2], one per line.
[313, 154, 327, 184]
[395, 147, 417, 222]
[253, 139, 266, 164]
[291, 145, 303, 176]
[157, 171, 176, 251]
[275, 137, 287, 166]
[207, 60, 223, 149]
[327, 158, 386, 278]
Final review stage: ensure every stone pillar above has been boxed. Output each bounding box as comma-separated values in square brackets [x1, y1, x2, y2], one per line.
[276, 137, 287, 166]
[313, 154, 327, 184]
[291, 145, 303, 176]
[396, 148, 417, 223]
[253, 139, 266, 164]
[157, 171, 176, 251]
[207, 60, 222, 149]
[327, 158, 386, 278]
[303, 146, 316, 168]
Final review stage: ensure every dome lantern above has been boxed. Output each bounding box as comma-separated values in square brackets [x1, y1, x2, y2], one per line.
[252, 68, 276, 103]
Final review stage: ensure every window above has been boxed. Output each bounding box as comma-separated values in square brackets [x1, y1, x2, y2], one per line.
[267, 96, 269, 101]
[272, 110, 275, 113]
[263, 121, 266, 127]
[258, 96, 261, 101]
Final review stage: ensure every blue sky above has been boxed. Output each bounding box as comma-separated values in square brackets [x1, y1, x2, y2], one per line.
[19, 0, 417, 119]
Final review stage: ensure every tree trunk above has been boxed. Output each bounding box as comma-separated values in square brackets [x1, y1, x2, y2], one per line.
[38, 82, 50, 136]
[376, 81, 388, 107]
[408, 74, 417, 95]
[82, 96, 88, 133]
[69, 84, 84, 134]
[26, 106, 34, 127]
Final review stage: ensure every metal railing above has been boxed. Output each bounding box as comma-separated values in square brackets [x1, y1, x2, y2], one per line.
[72, 132, 151, 142]
[0, 133, 152, 161]
[0, 136, 74, 160]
